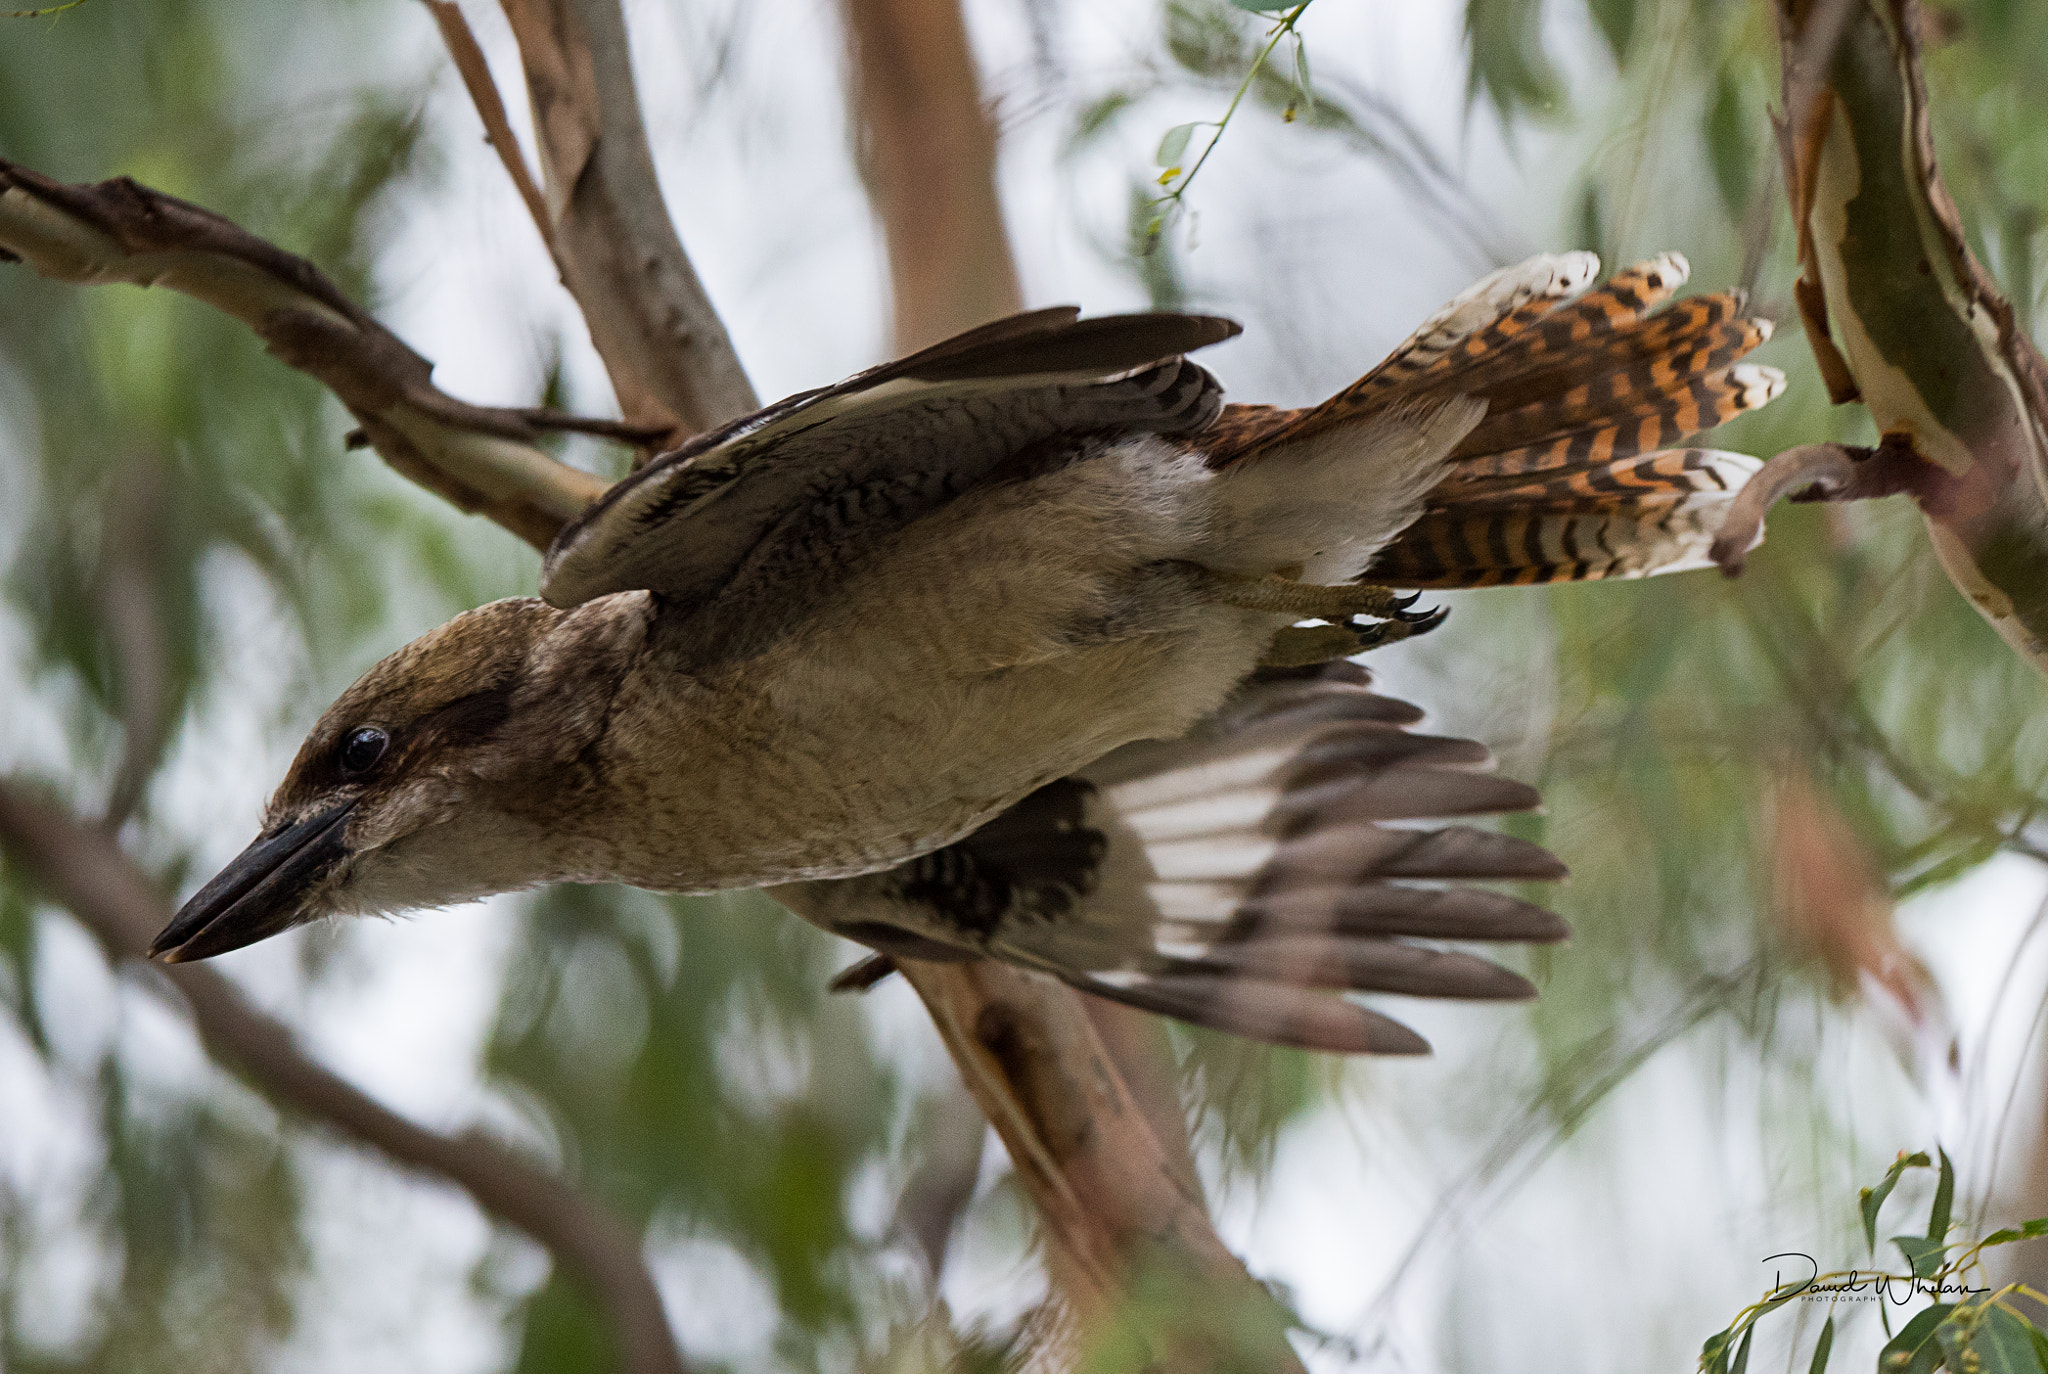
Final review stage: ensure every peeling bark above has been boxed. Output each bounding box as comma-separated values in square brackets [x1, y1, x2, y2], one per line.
[1757, 0, 2048, 671]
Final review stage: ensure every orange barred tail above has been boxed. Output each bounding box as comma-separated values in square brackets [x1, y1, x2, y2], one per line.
[1206, 252, 1787, 588]
[1366, 447, 1764, 587]
[1375, 253, 1783, 586]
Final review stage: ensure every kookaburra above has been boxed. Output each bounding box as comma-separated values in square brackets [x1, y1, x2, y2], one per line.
[152, 252, 1782, 1053]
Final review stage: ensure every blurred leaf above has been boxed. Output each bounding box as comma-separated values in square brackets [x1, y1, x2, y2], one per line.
[1464, 0, 1562, 120]
[1706, 67, 1755, 220]
[1929, 1147, 1956, 1243]
[1066, 88, 1143, 157]
[1863, 1153, 1932, 1255]
[2027, 1320, 2048, 1371]
[1880, 1303, 1956, 1374]
[1156, 121, 1199, 167]
[1165, 0, 1253, 82]
[1701, 1326, 1735, 1374]
[1587, 0, 1633, 61]
[1980, 1217, 2048, 1247]
[1808, 1313, 1834, 1374]
[1893, 1234, 1947, 1280]
[1937, 1305, 2041, 1374]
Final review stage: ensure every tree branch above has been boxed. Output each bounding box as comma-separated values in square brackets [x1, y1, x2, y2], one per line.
[0, 160, 647, 551]
[893, 959, 1303, 1371]
[494, 0, 758, 439]
[492, 0, 1261, 1359]
[1759, 0, 2048, 674]
[0, 782, 691, 1374]
[425, 0, 556, 257]
[838, 0, 1023, 353]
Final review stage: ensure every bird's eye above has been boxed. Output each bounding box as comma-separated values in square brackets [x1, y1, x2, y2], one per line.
[339, 727, 389, 774]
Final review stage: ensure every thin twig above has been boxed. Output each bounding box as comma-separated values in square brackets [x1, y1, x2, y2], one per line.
[1146, 2, 1315, 248]
[0, 781, 693, 1374]
[497, 0, 758, 439]
[424, 0, 557, 257]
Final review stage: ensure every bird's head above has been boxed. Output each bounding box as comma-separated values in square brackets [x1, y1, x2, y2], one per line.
[150, 594, 647, 962]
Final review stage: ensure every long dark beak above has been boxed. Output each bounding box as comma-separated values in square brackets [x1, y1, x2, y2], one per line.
[150, 805, 354, 963]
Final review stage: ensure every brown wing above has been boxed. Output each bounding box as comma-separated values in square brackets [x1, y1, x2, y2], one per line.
[789, 662, 1566, 1055]
[540, 309, 1240, 617]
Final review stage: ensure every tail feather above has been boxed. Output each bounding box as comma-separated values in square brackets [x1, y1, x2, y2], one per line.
[1449, 346, 1778, 462]
[1237, 884, 1566, 942]
[1408, 252, 1694, 403]
[1168, 937, 1538, 1000]
[1333, 251, 1604, 410]
[1462, 291, 1757, 416]
[1371, 448, 1765, 586]
[1195, 252, 1785, 587]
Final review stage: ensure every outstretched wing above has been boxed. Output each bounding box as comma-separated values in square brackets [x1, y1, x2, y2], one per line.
[783, 662, 1566, 1055]
[539, 309, 1241, 611]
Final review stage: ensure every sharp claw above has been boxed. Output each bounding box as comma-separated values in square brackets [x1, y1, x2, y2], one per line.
[1345, 605, 1450, 652]
[1392, 591, 1423, 610]
[1393, 600, 1446, 625]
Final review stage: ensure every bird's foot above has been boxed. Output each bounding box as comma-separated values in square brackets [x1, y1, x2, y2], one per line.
[1194, 569, 1413, 620]
[1258, 596, 1448, 666]
[1346, 599, 1448, 650]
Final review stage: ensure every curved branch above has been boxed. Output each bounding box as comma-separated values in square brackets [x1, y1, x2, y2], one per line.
[1772, 0, 2048, 672]
[0, 782, 691, 1374]
[0, 160, 634, 551]
[496, 0, 759, 438]
[892, 959, 1304, 1371]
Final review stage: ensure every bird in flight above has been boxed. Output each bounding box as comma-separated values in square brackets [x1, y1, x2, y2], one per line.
[152, 251, 1782, 1053]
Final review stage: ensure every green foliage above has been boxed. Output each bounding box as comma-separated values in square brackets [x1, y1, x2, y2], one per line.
[484, 884, 903, 1365]
[1704, 1151, 2048, 1374]
[1143, 1, 1315, 249]
[1464, 0, 1564, 121]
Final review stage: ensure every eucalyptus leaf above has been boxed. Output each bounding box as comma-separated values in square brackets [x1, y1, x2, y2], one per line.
[1938, 1305, 2041, 1374]
[1700, 1328, 1735, 1374]
[1156, 121, 1199, 168]
[1863, 1153, 1933, 1256]
[1893, 1234, 1948, 1280]
[1807, 1314, 1834, 1374]
[2025, 1319, 2048, 1370]
[1929, 1148, 1956, 1244]
[1880, 1304, 1956, 1374]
